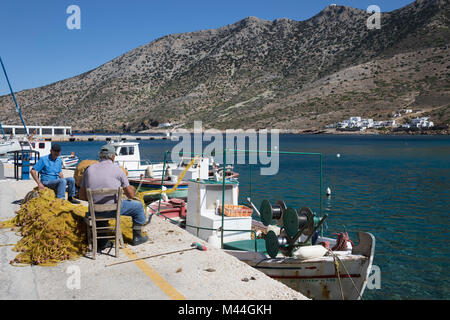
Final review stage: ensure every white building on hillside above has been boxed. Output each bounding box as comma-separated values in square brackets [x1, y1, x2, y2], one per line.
[333, 116, 400, 131]
[361, 119, 374, 128]
[411, 117, 434, 128]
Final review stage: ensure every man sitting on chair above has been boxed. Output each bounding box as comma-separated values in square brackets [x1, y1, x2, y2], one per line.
[31, 143, 80, 204]
[78, 144, 148, 247]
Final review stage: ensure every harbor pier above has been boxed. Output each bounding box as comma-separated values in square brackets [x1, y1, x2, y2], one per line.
[0, 165, 307, 300]
[6, 134, 169, 142]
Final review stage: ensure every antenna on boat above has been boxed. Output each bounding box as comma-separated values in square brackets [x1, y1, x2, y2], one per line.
[0, 56, 29, 138]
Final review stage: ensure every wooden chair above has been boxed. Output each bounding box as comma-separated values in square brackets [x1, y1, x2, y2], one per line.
[84, 187, 124, 259]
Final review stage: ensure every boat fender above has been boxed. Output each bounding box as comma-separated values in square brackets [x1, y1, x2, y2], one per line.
[293, 245, 328, 260]
[346, 241, 352, 252]
[207, 231, 221, 249]
[145, 167, 154, 178]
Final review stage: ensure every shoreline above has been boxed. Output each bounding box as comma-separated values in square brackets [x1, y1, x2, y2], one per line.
[8, 129, 448, 143]
[71, 127, 449, 136]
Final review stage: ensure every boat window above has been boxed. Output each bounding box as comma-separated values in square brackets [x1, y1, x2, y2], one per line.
[119, 147, 129, 155]
[129, 147, 134, 155]
[39, 143, 45, 149]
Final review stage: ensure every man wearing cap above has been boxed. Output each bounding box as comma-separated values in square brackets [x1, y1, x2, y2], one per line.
[78, 144, 148, 247]
[30, 143, 80, 204]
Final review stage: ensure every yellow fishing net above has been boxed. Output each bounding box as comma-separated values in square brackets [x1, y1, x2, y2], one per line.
[74, 159, 128, 188]
[0, 188, 140, 266]
[74, 160, 99, 187]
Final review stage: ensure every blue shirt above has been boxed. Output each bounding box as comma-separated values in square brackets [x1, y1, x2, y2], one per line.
[33, 154, 62, 182]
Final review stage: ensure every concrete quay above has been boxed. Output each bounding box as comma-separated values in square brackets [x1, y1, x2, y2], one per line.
[0, 164, 307, 300]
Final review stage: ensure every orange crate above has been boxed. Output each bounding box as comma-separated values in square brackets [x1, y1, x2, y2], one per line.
[218, 204, 253, 217]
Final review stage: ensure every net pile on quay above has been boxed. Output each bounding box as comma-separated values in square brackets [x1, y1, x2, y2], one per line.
[0, 188, 137, 266]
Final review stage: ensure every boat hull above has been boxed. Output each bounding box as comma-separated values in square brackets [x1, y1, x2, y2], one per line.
[225, 232, 375, 300]
[147, 199, 187, 220]
[61, 155, 79, 168]
[0, 140, 20, 155]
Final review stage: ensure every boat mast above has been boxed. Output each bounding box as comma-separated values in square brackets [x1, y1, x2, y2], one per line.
[0, 122, 6, 139]
[0, 56, 29, 137]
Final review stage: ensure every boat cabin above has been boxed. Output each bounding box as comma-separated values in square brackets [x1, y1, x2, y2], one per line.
[111, 141, 142, 172]
[27, 140, 51, 157]
[186, 179, 252, 243]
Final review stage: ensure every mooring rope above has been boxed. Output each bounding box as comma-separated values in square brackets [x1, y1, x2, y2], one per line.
[327, 248, 363, 300]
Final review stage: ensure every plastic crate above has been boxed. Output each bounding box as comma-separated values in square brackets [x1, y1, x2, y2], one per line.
[218, 204, 253, 217]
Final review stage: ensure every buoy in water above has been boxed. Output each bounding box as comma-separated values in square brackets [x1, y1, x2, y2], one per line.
[326, 187, 331, 196]
[337, 153, 341, 158]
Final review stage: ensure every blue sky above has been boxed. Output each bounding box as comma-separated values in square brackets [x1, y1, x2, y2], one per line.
[0, 0, 414, 96]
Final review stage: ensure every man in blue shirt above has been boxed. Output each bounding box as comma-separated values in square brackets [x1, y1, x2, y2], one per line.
[30, 143, 80, 204]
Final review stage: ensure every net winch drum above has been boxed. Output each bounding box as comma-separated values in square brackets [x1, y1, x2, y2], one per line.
[265, 230, 290, 259]
[283, 206, 315, 238]
[260, 200, 287, 226]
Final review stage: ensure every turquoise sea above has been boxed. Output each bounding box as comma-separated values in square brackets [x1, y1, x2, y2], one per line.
[60, 134, 450, 300]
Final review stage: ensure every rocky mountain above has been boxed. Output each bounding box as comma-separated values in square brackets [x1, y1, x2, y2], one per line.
[0, 0, 449, 132]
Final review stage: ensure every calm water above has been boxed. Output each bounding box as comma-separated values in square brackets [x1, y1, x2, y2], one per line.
[60, 134, 450, 300]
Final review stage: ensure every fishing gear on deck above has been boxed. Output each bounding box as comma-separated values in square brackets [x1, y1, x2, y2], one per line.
[259, 199, 328, 259]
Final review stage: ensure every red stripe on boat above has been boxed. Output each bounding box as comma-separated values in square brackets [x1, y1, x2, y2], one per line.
[270, 274, 361, 279]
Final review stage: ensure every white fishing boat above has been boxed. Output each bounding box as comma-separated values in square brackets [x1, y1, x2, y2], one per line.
[151, 148, 376, 300]
[1, 138, 79, 168]
[108, 140, 178, 178]
[0, 138, 21, 156]
[109, 140, 232, 182]
[225, 231, 375, 300]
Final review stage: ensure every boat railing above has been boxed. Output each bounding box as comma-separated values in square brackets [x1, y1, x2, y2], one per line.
[141, 148, 324, 252]
[115, 159, 150, 165]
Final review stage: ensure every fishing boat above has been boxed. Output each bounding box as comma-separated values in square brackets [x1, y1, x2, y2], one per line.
[1, 138, 79, 168]
[109, 139, 238, 200]
[0, 138, 21, 156]
[131, 177, 189, 200]
[225, 230, 375, 300]
[128, 163, 239, 202]
[0, 122, 22, 157]
[147, 198, 187, 221]
[61, 152, 80, 168]
[107, 140, 179, 178]
[148, 149, 376, 300]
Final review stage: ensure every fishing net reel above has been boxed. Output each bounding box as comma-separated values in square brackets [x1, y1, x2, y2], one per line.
[260, 200, 287, 226]
[284, 207, 318, 238]
[260, 200, 328, 258]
